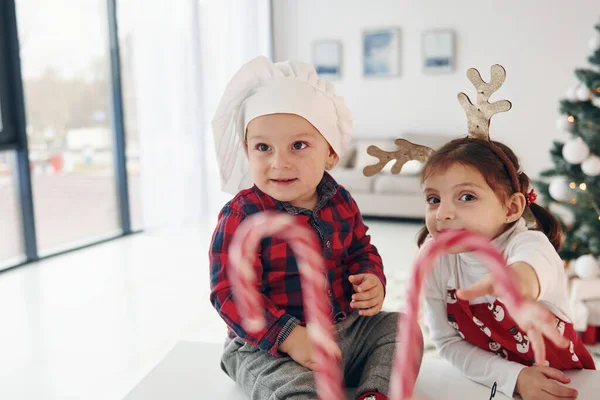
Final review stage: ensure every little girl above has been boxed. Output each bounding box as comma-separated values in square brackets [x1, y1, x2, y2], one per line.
[420, 137, 596, 399]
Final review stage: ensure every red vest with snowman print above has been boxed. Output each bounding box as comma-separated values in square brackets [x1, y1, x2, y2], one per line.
[446, 288, 595, 369]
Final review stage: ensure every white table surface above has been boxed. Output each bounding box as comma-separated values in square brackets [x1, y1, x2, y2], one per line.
[123, 341, 600, 400]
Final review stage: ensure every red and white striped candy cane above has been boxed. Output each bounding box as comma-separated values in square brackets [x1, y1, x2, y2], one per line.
[390, 229, 564, 400]
[229, 212, 345, 400]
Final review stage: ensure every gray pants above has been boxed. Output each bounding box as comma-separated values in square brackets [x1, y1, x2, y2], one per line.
[220, 311, 423, 400]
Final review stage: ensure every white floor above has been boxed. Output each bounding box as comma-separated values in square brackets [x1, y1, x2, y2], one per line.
[0, 219, 422, 400]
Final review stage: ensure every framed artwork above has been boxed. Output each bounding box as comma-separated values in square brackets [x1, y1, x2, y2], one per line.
[422, 30, 455, 74]
[362, 28, 401, 77]
[313, 40, 342, 80]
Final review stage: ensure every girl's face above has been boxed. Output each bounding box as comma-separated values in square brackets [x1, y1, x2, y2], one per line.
[246, 113, 338, 210]
[423, 163, 523, 246]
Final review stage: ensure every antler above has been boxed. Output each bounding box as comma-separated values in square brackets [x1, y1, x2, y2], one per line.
[363, 139, 434, 177]
[457, 64, 512, 140]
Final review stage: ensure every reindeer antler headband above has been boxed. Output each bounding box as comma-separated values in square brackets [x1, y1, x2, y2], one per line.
[363, 64, 521, 193]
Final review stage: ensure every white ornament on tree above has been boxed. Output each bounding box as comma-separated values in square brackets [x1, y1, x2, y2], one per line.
[556, 115, 574, 132]
[589, 35, 600, 51]
[576, 85, 592, 101]
[574, 255, 600, 280]
[592, 96, 600, 108]
[562, 137, 590, 164]
[566, 86, 579, 102]
[581, 155, 600, 176]
[548, 176, 574, 202]
[548, 202, 575, 226]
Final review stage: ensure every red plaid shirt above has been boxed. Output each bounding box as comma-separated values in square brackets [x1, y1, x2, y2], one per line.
[209, 173, 385, 357]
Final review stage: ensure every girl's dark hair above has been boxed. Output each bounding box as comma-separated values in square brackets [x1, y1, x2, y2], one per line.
[416, 137, 563, 250]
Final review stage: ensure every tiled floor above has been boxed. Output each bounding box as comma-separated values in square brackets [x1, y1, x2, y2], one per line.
[1, 218, 597, 400]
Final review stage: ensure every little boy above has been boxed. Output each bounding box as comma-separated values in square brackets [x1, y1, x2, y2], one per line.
[209, 56, 422, 400]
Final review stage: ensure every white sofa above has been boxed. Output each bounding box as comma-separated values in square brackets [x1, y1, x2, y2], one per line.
[330, 133, 454, 219]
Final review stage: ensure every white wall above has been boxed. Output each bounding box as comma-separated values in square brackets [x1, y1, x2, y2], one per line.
[273, 0, 600, 177]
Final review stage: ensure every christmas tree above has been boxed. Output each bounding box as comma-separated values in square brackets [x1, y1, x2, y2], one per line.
[538, 22, 600, 276]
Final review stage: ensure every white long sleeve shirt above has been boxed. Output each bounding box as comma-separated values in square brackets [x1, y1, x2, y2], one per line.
[423, 218, 571, 397]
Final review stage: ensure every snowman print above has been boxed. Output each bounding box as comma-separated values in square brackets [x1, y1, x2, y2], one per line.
[447, 288, 458, 304]
[554, 318, 566, 336]
[509, 326, 530, 353]
[488, 303, 505, 322]
[489, 339, 508, 359]
[569, 340, 579, 362]
[473, 316, 492, 337]
[489, 339, 502, 352]
[447, 314, 465, 339]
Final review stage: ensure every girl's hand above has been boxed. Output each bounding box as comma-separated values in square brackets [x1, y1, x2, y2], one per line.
[457, 263, 568, 365]
[516, 366, 578, 399]
[457, 262, 540, 301]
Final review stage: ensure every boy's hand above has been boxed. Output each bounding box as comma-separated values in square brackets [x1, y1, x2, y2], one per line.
[278, 325, 341, 370]
[516, 366, 578, 399]
[349, 273, 385, 316]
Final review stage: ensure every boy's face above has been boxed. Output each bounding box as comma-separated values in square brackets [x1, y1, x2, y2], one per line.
[246, 113, 338, 210]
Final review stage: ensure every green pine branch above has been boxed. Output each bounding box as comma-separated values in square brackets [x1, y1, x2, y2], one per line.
[575, 69, 600, 88]
[590, 49, 600, 66]
[539, 169, 559, 177]
[560, 100, 600, 121]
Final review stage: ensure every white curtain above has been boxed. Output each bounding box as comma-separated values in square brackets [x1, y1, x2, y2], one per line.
[198, 0, 273, 218]
[127, 0, 272, 229]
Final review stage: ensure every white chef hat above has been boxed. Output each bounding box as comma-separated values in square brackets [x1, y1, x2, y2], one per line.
[211, 56, 353, 195]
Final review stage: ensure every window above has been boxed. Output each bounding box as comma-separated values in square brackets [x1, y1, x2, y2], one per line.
[117, 1, 142, 230]
[16, 0, 121, 254]
[0, 151, 24, 267]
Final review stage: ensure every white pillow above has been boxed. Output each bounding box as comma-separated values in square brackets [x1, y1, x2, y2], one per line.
[336, 146, 356, 169]
[384, 159, 424, 175]
[354, 141, 392, 170]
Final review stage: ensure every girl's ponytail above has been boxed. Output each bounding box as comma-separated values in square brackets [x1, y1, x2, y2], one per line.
[519, 172, 563, 250]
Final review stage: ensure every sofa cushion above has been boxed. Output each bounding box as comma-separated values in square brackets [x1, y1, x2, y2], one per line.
[353, 134, 456, 173]
[354, 140, 423, 176]
[337, 145, 356, 169]
[373, 174, 423, 195]
[329, 168, 372, 193]
[383, 159, 424, 175]
[354, 140, 390, 170]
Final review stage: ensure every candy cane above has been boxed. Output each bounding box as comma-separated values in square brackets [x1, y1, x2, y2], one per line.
[230, 215, 562, 400]
[390, 229, 564, 400]
[228, 212, 345, 400]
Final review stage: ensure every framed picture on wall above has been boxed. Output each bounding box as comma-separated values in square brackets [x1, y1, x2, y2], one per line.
[313, 40, 342, 80]
[422, 30, 455, 74]
[362, 28, 401, 77]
